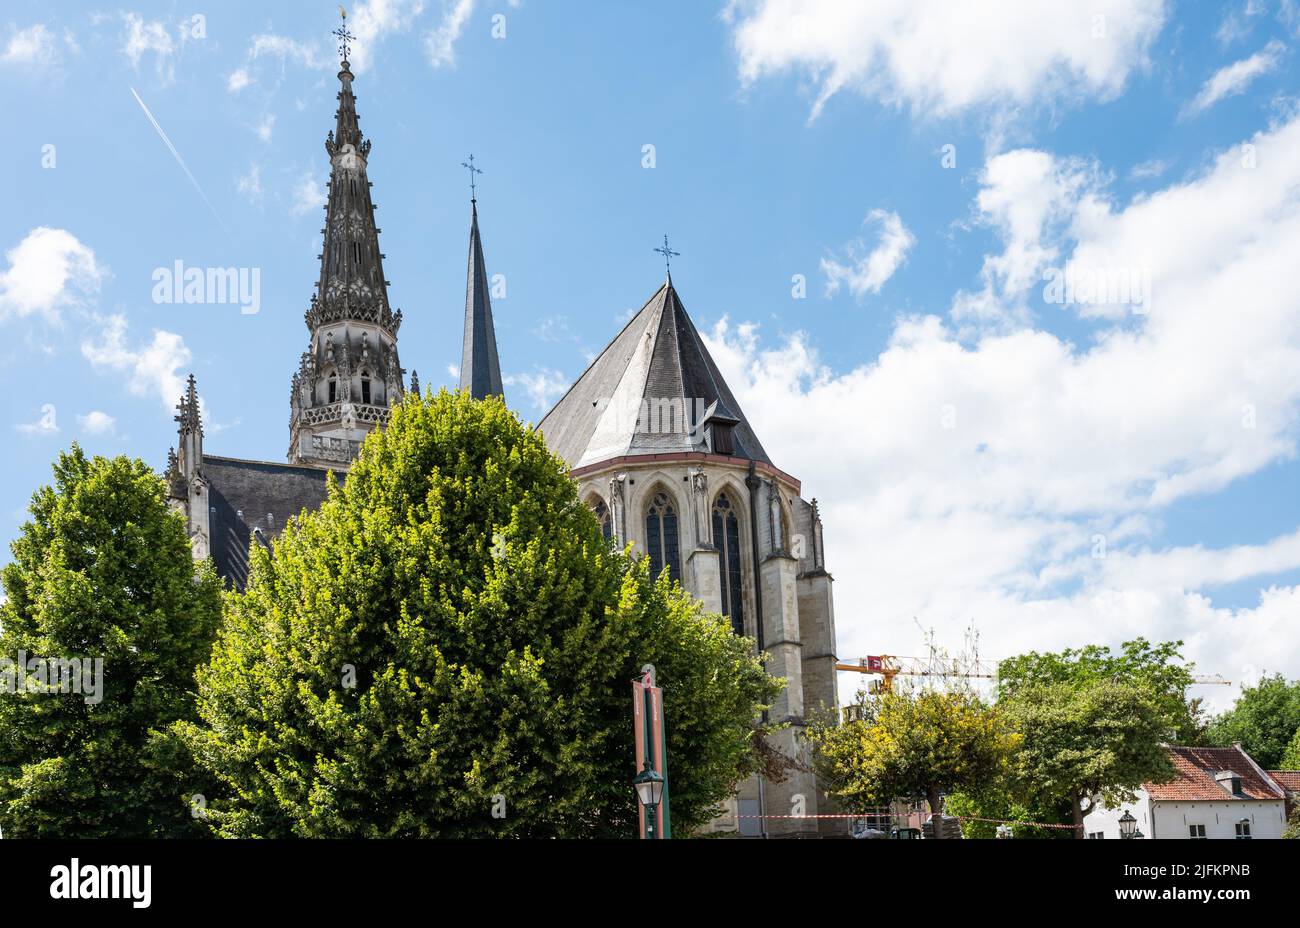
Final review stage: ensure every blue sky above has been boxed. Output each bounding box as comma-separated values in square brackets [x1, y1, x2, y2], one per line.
[3, 1, 1299, 709]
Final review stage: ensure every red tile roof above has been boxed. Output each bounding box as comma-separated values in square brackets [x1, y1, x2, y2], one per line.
[1144, 746, 1283, 802]
[1268, 770, 1300, 793]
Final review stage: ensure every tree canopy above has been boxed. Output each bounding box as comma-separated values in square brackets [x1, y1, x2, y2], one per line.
[997, 638, 1201, 743]
[806, 689, 1018, 838]
[1205, 674, 1300, 769]
[0, 447, 223, 837]
[1001, 679, 1174, 837]
[1279, 727, 1300, 770]
[178, 389, 780, 837]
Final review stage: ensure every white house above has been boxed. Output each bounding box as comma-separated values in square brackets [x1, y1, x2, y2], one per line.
[1084, 745, 1289, 839]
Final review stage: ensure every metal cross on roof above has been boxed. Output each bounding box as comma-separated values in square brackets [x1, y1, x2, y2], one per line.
[461, 154, 483, 201]
[654, 235, 680, 277]
[333, 8, 354, 63]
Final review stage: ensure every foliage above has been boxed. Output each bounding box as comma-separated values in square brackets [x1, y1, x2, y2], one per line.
[178, 389, 779, 837]
[0, 447, 223, 837]
[805, 688, 1019, 836]
[998, 638, 1201, 743]
[1284, 805, 1300, 840]
[1002, 679, 1175, 837]
[1279, 726, 1300, 771]
[1205, 674, 1300, 769]
[944, 787, 1073, 840]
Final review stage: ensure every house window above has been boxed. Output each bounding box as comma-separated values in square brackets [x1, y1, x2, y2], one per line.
[1189, 824, 1206, 839]
[1087, 832, 1104, 840]
[712, 491, 744, 636]
[360, 370, 371, 405]
[591, 499, 612, 542]
[328, 374, 337, 404]
[1235, 821, 1252, 839]
[645, 492, 681, 584]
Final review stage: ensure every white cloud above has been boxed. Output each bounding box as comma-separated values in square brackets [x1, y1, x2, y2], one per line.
[81, 314, 192, 412]
[255, 113, 275, 143]
[14, 405, 59, 437]
[726, 0, 1168, 120]
[951, 150, 1099, 325]
[290, 171, 324, 216]
[821, 209, 915, 300]
[351, 0, 428, 73]
[121, 13, 176, 81]
[1, 23, 60, 67]
[76, 411, 116, 435]
[1185, 40, 1286, 116]
[0, 227, 103, 323]
[226, 67, 252, 93]
[505, 367, 568, 413]
[236, 163, 263, 205]
[1129, 157, 1172, 180]
[248, 33, 325, 69]
[703, 113, 1300, 703]
[425, 0, 475, 69]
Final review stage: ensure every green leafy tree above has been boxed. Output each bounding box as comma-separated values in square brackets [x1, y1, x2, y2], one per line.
[1279, 727, 1300, 770]
[1205, 674, 1300, 769]
[1002, 680, 1175, 839]
[178, 390, 779, 837]
[998, 638, 1202, 743]
[0, 447, 223, 837]
[805, 689, 1019, 839]
[944, 787, 1073, 840]
[1284, 806, 1300, 840]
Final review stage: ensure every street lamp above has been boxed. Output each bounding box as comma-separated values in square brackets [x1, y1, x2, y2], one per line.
[634, 767, 665, 839]
[1118, 811, 1137, 839]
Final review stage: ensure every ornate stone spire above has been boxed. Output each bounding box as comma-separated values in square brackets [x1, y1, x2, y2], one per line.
[460, 197, 504, 400]
[288, 16, 404, 468]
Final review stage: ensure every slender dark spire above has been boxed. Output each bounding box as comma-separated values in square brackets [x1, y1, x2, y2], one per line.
[460, 196, 504, 400]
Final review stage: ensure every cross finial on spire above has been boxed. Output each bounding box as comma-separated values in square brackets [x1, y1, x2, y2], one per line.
[654, 234, 679, 280]
[334, 6, 354, 64]
[461, 154, 483, 202]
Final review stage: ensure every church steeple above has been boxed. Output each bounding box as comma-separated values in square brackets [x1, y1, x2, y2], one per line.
[460, 187, 504, 400]
[288, 15, 404, 468]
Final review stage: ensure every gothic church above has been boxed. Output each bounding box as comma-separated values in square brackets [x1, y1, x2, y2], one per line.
[164, 39, 840, 838]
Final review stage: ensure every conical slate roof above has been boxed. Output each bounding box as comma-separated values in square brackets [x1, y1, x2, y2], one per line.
[460, 201, 503, 399]
[538, 280, 771, 470]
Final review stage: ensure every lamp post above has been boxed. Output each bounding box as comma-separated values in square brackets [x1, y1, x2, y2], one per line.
[634, 767, 665, 839]
[1118, 810, 1137, 839]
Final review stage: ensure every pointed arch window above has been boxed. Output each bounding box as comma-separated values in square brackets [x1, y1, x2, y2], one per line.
[328, 373, 338, 404]
[360, 370, 372, 405]
[591, 498, 612, 542]
[645, 491, 681, 584]
[713, 491, 745, 636]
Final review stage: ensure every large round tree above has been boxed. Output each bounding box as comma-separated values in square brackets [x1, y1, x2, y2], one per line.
[180, 390, 778, 837]
[0, 447, 223, 837]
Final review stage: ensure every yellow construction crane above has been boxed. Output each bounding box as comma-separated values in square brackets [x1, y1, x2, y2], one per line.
[836, 655, 1232, 695]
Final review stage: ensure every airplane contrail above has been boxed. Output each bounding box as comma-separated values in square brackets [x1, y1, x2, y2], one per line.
[129, 86, 233, 239]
